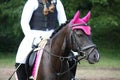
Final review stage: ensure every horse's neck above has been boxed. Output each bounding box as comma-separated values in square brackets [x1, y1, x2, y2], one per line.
[51, 26, 69, 55]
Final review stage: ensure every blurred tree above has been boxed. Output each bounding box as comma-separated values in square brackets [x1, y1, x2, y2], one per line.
[90, 0, 120, 48]
[0, 0, 25, 52]
[61, 0, 120, 48]
[0, 0, 120, 52]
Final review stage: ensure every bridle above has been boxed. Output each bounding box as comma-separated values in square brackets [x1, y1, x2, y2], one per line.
[70, 23, 97, 60]
[43, 23, 97, 77]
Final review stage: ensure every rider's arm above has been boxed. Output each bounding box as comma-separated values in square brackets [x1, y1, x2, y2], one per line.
[56, 0, 67, 25]
[20, 0, 38, 37]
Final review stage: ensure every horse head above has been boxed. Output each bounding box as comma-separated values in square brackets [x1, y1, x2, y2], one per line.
[68, 10, 100, 64]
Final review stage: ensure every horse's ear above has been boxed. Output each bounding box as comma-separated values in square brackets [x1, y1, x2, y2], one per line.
[82, 11, 91, 23]
[72, 10, 80, 23]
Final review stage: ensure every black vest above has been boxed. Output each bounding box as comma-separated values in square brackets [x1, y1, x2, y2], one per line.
[30, 0, 58, 30]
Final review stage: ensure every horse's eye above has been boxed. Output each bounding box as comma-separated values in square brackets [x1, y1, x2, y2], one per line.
[76, 32, 83, 37]
[74, 30, 84, 37]
[77, 33, 83, 37]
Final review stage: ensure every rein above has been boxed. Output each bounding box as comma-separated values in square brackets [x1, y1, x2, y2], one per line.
[42, 23, 96, 77]
[43, 49, 85, 76]
[8, 63, 22, 80]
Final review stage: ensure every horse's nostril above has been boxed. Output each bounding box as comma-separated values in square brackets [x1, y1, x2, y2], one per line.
[94, 55, 96, 60]
[94, 54, 100, 61]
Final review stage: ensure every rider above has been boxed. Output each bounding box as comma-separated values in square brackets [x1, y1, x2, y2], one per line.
[15, 0, 67, 80]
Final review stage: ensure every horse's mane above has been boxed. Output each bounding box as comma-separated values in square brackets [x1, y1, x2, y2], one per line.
[50, 20, 70, 38]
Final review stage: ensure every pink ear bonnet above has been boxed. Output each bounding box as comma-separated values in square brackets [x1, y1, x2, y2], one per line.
[70, 10, 91, 35]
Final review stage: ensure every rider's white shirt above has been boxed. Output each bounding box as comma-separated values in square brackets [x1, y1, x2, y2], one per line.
[20, 0, 67, 37]
[16, 0, 67, 63]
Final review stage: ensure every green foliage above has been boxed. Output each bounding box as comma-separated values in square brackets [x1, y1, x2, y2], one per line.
[0, 0, 25, 52]
[0, 52, 15, 67]
[61, 0, 120, 49]
[0, 0, 120, 52]
[89, 0, 120, 48]
[0, 0, 25, 35]
[61, 0, 93, 19]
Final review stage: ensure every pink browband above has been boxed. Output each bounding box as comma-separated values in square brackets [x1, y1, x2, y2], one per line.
[72, 24, 91, 36]
[69, 22, 91, 36]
